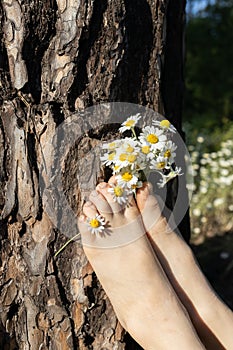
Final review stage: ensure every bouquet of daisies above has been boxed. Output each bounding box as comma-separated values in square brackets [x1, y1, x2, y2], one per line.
[100, 114, 182, 204]
[55, 114, 183, 252]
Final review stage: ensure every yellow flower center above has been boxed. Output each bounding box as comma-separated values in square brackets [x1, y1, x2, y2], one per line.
[114, 165, 120, 171]
[164, 150, 171, 158]
[141, 145, 150, 154]
[125, 119, 135, 127]
[160, 120, 170, 128]
[126, 145, 134, 153]
[114, 186, 124, 197]
[157, 162, 166, 169]
[109, 142, 116, 149]
[119, 153, 127, 161]
[122, 172, 133, 182]
[90, 219, 100, 228]
[127, 154, 137, 163]
[147, 134, 158, 144]
[108, 152, 115, 160]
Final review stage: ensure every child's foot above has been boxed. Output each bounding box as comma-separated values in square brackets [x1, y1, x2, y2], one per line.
[136, 182, 233, 349]
[78, 181, 204, 349]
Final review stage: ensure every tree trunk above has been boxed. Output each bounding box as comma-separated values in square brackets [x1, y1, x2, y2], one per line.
[0, 1, 187, 349]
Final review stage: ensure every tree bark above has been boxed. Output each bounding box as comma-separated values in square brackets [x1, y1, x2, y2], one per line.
[0, 1, 187, 349]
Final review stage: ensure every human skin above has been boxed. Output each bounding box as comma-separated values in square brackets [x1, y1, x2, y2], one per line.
[78, 181, 204, 350]
[136, 182, 233, 350]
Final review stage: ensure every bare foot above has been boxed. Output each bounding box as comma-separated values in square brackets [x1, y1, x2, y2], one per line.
[136, 182, 233, 350]
[78, 181, 204, 349]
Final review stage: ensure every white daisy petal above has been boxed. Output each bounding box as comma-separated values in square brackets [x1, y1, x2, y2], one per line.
[100, 151, 116, 166]
[116, 169, 139, 189]
[157, 167, 183, 188]
[139, 143, 154, 160]
[161, 140, 177, 163]
[108, 185, 131, 204]
[139, 126, 167, 151]
[102, 139, 123, 152]
[119, 114, 141, 133]
[150, 156, 168, 170]
[153, 119, 176, 133]
[87, 214, 106, 235]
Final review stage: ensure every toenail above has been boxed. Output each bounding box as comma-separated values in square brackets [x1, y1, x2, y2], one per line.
[79, 214, 85, 222]
[98, 182, 107, 189]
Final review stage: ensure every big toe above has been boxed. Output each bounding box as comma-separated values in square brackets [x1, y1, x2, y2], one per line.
[136, 183, 159, 211]
[136, 183, 165, 232]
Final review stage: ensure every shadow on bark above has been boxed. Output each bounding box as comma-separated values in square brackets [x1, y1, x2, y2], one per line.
[68, 0, 108, 110]
[110, 0, 153, 103]
[21, 0, 58, 103]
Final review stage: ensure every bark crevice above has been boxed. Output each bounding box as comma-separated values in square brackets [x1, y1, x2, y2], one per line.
[68, 0, 108, 110]
[52, 257, 77, 348]
[109, 0, 153, 103]
[0, 2, 12, 105]
[21, 0, 58, 103]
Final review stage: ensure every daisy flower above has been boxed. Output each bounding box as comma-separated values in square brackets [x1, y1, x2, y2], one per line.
[108, 184, 131, 204]
[116, 169, 139, 189]
[114, 140, 140, 170]
[153, 119, 176, 133]
[114, 149, 131, 170]
[162, 141, 177, 163]
[102, 141, 118, 151]
[100, 151, 116, 166]
[119, 113, 141, 133]
[125, 153, 140, 171]
[157, 167, 183, 188]
[122, 138, 140, 153]
[87, 214, 105, 235]
[150, 156, 168, 170]
[139, 126, 167, 151]
[139, 143, 154, 160]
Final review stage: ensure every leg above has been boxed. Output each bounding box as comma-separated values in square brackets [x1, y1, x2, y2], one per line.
[78, 182, 204, 349]
[136, 182, 233, 349]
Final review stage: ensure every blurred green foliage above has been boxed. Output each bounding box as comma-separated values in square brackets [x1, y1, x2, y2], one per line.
[184, 1, 233, 241]
[184, 0, 233, 129]
[184, 119, 233, 151]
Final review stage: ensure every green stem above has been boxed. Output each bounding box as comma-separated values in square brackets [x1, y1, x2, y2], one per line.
[131, 127, 137, 139]
[139, 169, 148, 182]
[54, 232, 81, 257]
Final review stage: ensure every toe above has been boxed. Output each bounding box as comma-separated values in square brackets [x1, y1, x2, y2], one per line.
[89, 190, 112, 216]
[83, 201, 99, 218]
[108, 175, 117, 186]
[136, 182, 160, 213]
[96, 182, 124, 215]
[78, 213, 86, 223]
[136, 183, 163, 231]
[124, 196, 140, 221]
[136, 183, 152, 211]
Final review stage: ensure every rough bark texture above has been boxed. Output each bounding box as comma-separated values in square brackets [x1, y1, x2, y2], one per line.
[0, 0, 187, 349]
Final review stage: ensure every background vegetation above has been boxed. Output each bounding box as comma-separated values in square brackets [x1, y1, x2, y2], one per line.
[185, 0, 233, 237]
[185, 0, 233, 128]
[185, 0, 233, 308]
